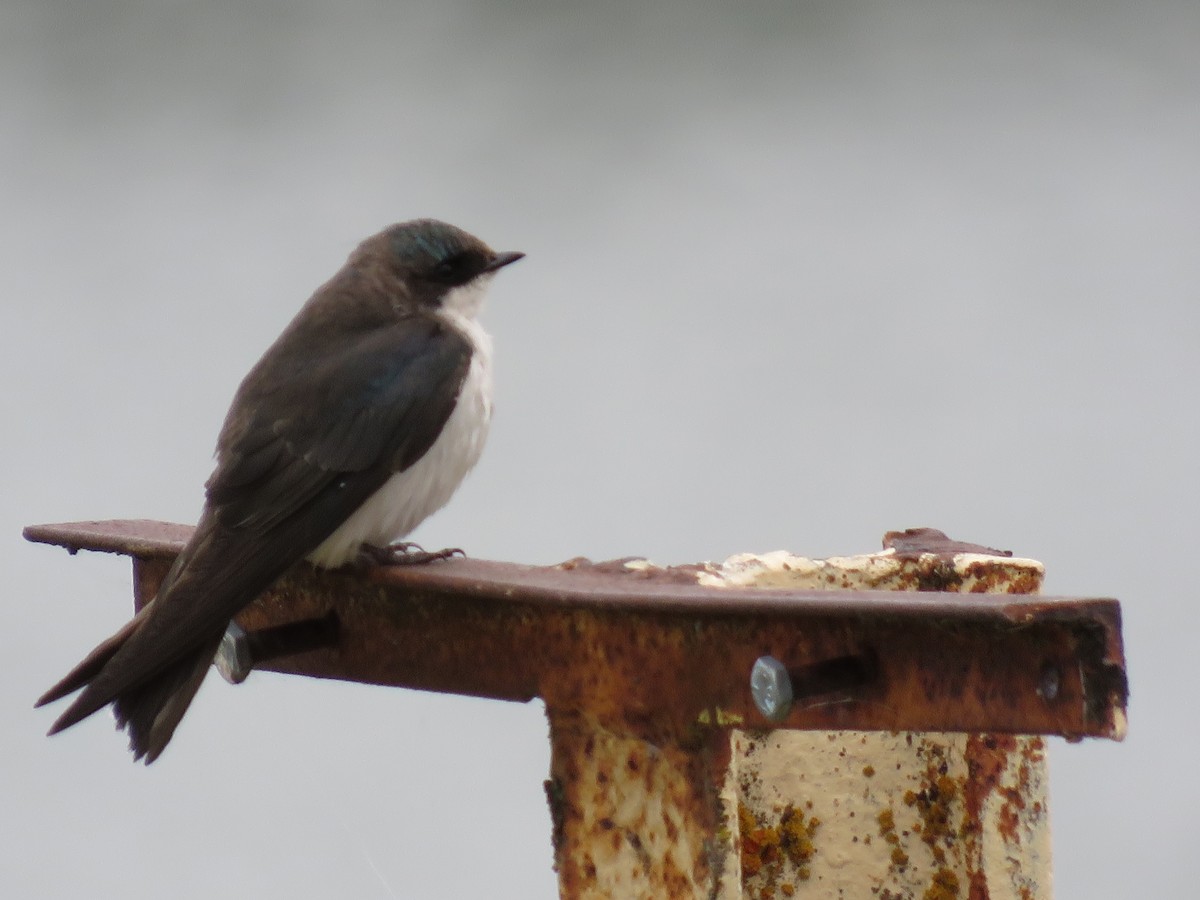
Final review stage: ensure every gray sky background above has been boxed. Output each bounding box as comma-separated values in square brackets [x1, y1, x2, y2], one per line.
[3, 1, 1196, 897]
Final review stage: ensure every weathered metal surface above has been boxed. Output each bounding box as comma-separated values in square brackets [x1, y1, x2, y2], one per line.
[706, 540, 1055, 899]
[25, 519, 192, 560]
[546, 709, 731, 899]
[24, 520, 1127, 740]
[718, 731, 1050, 899]
[27, 519, 1128, 899]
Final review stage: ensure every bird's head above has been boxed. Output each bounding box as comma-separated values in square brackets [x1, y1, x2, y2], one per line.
[380, 219, 524, 318]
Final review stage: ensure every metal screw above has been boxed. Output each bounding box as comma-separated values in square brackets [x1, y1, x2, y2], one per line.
[750, 655, 794, 722]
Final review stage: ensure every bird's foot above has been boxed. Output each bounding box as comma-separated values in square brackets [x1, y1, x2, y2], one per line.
[358, 541, 465, 567]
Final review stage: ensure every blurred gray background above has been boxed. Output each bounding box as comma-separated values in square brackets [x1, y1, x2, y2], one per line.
[3, 1, 1195, 896]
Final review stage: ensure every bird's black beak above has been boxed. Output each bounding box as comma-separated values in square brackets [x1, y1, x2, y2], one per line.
[485, 250, 525, 272]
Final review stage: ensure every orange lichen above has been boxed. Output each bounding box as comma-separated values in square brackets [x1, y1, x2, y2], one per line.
[905, 754, 961, 866]
[923, 866, 961, 900]
[878, 808, 895, 834]
[738, 801, 821, 893]
[738, 802, 772, 878]
[878, 806, 911, 873]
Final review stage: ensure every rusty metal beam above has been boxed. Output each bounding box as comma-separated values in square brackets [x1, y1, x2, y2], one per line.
[27, 519, 1130, 898]
[24, 520, 1126, 740]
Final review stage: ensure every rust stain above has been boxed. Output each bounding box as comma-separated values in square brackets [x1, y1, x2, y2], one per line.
[546, 709, 728, 898]
[960, 734, 1051, 900]
[883, 527, 1012, 559]
[969, 869, 990, 900]
[962, 735, 1017, 830]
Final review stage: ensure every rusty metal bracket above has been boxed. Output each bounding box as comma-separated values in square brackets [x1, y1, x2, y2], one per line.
[26, 519, 1128, 899]
[24, 519, 1126, 739]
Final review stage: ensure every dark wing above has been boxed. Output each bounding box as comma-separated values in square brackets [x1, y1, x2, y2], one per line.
[41, 315, 471, 750]
[208, 314, 472, 535]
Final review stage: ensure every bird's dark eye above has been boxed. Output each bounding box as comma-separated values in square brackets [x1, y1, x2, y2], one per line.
[430, 252, 480, 285]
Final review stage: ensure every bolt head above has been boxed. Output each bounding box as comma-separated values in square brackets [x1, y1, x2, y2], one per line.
[1037, 661, 1061, 702]
[750, 655, 794, 722]
[215, 621, 253, 685]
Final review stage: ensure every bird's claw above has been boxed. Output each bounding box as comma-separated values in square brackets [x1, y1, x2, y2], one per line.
[358, 541, 465, 567]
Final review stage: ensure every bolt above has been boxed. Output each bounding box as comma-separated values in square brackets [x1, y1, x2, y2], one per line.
[750, 655, 794, 722]
[214, 612, 340, 686]
[215, 621, 254, 685]
[1038, 661, 1061, 702]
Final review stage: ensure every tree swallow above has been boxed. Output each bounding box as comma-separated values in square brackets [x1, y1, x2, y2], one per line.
[37, 219, 523, 762]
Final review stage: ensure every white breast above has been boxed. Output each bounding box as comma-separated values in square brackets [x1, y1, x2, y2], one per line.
[306, 302, 494, 569]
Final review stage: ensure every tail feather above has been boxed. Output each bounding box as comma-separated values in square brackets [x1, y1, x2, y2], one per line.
[37, 607, 151, 711]
[41, 622, 222, 761]
[38, 506, 339, 761]
[113, 638, 221, 763]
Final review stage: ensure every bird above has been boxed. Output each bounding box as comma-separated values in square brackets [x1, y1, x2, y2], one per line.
[36, 218, 524, 763]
